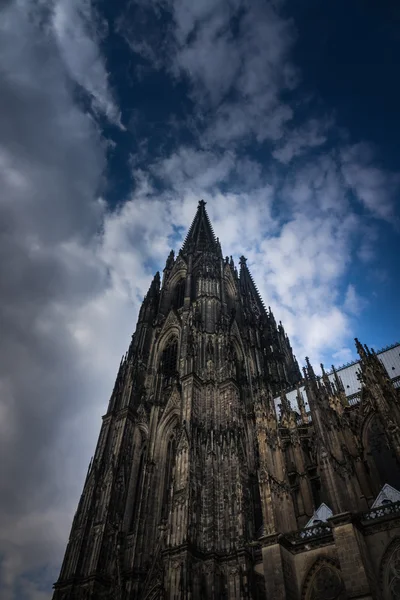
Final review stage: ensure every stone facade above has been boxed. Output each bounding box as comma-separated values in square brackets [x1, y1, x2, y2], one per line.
[53, 201, 400, 599]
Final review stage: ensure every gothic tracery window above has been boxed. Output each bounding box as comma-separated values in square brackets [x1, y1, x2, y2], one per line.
[129, 444, 147, 531]
[251, 475, 263, 535]
[366, 415, 400, 490]
[383, 543, 400, 599]
[174, 279, 186, 309]
[305, 563, 347, 600]
[160, 338, 178, 382]
[161, 435, 176, 520]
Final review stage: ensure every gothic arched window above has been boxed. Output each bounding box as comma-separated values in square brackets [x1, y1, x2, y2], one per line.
[304, 561, 347, 600]
[382, 541, 400, 599]
[310, 476, 322, 509]
[174, 279, 186, 309]
[160, 339, 178, 382]
[251, 476, 263, 536]
[161, 435, 176, 520]
[129, 444, 147, 531]
[366, 415, 400, 490]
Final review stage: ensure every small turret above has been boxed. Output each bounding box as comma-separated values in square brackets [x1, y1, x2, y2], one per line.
[279, 388, 292, 418]
[331, 364, 345, 393]
[355, 337, 369, 361]
[239, 257, 266, 316]
[305, 356, 316, 381]
[139, 272, 161, 323]
[320, 363, 334, 395]
[165, 249, 175, 272]
[147, 271, 161, 298]
[296, 384, 308, 424]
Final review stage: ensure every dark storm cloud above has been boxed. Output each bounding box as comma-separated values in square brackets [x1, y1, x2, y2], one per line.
[0, 3, 110, 597]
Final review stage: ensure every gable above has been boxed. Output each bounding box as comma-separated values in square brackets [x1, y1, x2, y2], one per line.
[372, 483, 400, 508]
[168, 255, 187, 282]
[224, 264, 238, 298]
[158, 309, 181, 340]
[305, 503, 333, 527]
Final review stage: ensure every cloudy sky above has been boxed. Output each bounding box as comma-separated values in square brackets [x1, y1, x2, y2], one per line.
[0, 0, 399, 597]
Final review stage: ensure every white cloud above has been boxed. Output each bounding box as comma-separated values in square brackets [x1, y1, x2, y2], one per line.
[153, 147, 237, 190]
[344, 283, 367, 315]
[51, 0, 125, 128]
[341, 142, 400, 221]
[332, 347, 354, 365]
[0, 1, 125, 597]
[272, 118, 332, 164]
[121, 0, 297, 145]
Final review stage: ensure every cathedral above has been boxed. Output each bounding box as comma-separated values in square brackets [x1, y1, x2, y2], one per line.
[53, 201, 400, 600]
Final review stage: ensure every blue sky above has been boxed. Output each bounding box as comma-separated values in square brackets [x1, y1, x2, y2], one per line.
[98, 0, 400, 358]
[0, 0, 399, 598]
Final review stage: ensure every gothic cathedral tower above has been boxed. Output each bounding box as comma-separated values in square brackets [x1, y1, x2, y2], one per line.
[53, 201, 400, 600]
[53, 201, 301, 599]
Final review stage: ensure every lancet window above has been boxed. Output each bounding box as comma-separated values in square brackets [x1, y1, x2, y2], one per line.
[160, 338, 178, 383]
[366, 415, 400, 490]
[174, 279, 186, 309]
[161, 435, 176, 520]
[129, 444, 147, 531]
[251, 475, 263, 535]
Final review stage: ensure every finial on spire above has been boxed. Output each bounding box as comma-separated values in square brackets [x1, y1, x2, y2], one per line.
[198, 199, 206, 208]
[239, 256, 247, 266]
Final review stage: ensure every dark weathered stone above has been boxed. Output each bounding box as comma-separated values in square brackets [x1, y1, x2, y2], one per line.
[53, 202, 400, 600]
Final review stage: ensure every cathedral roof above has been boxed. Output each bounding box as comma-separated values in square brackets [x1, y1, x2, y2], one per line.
[181, 200, 219, 255]
[275, 341, 400, 415]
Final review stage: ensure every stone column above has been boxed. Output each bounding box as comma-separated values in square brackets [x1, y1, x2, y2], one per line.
[260, 534, 287, 600]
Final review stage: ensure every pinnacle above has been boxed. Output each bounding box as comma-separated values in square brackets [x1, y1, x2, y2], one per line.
[239, 258, 266, 315]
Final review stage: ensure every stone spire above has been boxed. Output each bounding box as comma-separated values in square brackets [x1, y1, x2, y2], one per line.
[239, 255, 266, 316]
[180, 199, 218, 255]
